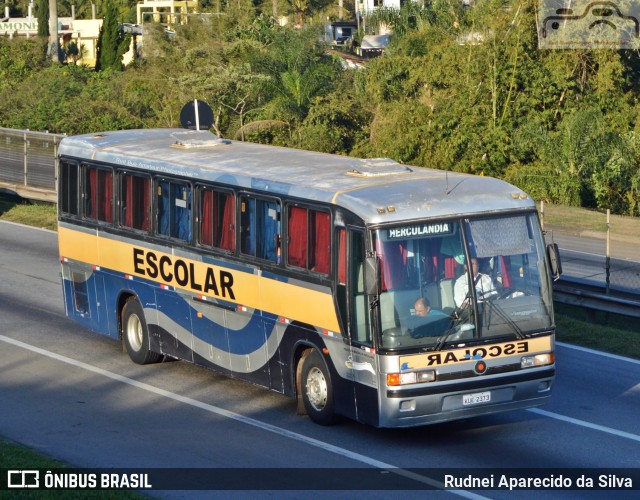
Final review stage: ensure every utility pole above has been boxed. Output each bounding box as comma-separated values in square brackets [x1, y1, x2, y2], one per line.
[48, 0, 59, 62]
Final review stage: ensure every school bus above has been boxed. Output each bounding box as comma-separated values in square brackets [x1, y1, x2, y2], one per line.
[57, 128, 560, 427]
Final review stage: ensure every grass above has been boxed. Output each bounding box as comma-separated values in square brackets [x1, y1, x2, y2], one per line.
[0, 194, 57, 231]
[554, 303, 640, 358]
[0, 439, 141, 498]
[538, 201, 640, 246]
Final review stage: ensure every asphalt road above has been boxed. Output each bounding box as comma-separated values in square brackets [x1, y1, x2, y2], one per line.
[1, 221, 639, 498]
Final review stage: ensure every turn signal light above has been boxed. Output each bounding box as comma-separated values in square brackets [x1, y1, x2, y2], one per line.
[387, 370, 436, 386]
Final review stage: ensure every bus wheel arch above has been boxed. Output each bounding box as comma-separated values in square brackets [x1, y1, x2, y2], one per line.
[298, 347, 336, 425]
[120, 295, 161, 365]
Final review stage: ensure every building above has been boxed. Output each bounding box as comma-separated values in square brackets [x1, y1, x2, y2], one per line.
[136, 0, 198, 26]
[359, 0, 403, 15]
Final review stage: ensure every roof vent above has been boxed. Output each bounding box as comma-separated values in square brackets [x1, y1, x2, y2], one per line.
[171, 130, 231, 149]
[346, 158, 412, 177]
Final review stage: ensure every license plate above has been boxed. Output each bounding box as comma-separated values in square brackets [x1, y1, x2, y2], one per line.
[463, 391, 491, 406]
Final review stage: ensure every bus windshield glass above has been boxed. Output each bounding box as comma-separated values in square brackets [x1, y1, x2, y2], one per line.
[374, 213, 554, 350]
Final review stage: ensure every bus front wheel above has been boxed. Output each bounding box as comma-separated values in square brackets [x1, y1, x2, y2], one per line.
[122, 298, 161, 365]
[301, 350, 336, 425]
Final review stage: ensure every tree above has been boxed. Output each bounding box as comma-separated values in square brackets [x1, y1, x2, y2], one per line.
[35, 0, 49, 38]
[95, 0, 130, 71]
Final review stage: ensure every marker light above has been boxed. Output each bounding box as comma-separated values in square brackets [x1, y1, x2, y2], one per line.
[387, 370, 436, 386]
[521, 353, 554, 368]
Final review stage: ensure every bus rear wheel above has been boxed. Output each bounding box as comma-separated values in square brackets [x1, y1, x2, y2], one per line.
[301, 350, 335, 425]
[122, 298, 161, 365]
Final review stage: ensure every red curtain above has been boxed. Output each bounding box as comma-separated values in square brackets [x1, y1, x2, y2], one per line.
[338, 228, 346, 284]
[88, 168, 97, 219]
[219, 193, 235, 251]
[201, 190, 213, 246]
[500, 255, 512, 288]
[126, 175, 150, 231]
[141, 177, 150, 231]
[377, 239, 407, 291]
[311, 211, 330, 274]
[444, 257, 457, 279]
[124, 175, 133, 227]
[100, 170, 113, 223]
[288, 207, 307, 268]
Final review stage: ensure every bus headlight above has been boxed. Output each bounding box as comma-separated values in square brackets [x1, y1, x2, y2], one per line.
[387, 370, 436, 386]
[521, 353, 554, 368]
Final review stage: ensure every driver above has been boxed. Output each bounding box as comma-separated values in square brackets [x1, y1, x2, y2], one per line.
[454, 257, 497, 307]
[409, 297, 450, 338]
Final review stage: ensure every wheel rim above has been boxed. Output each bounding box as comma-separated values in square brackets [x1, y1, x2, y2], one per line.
[306, 366, 328, 411]
[126, 314, 143, 352]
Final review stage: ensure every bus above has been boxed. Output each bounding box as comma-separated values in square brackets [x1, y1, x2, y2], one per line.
[57, 128, 561, 428]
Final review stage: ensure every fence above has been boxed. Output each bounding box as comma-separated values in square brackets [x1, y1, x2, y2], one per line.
[0, 127, 64, 203]
[539, 201, 640, 294]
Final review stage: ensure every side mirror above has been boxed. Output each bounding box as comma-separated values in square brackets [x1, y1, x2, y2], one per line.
[364, 256, 380, 296]
[546, 243, 562, 281]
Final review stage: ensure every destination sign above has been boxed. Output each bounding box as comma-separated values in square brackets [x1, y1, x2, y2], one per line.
[388, 222, 453, 240]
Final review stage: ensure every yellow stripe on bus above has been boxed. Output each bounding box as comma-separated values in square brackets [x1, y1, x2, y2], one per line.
[58, 226, 341, 333]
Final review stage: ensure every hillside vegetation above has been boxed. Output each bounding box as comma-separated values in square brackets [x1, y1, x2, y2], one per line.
[2, 0, 640, 216]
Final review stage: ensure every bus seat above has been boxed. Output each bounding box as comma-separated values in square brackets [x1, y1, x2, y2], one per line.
[423, 282, 440, 310]
[439, 279, 456, 314]
[380, 289, 419, 331]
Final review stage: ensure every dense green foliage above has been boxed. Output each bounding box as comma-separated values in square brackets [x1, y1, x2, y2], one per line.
[35, 0, 49, 38]
[2, 0, 640, 215]
[95, 0, 131, 71]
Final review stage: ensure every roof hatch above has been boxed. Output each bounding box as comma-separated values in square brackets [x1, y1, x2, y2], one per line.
[170, 130, 231, 149]
[346, 158, 413, 177]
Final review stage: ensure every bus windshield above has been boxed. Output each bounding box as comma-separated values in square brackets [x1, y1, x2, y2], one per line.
[374, 213, 554, 350]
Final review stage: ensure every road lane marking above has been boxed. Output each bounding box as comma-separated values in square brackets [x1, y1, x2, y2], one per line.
[0, 334, 486, 499]
[527, 408, 640, 443]
[557, 342, 640, 366]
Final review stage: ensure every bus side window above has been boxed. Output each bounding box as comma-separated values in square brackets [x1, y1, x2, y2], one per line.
[120, 172, 151, 232]
[157, 179, 192, 242]
[83, 165, 113, 223]
[59, 160, 79, 216]
[241, 195, 281, 263]
[199, 187, 235, 252]
[287, 206, 330, 274]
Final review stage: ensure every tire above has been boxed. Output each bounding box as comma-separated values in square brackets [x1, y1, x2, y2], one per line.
[122, 298, 161, 365]
[301, 349, 336, 425]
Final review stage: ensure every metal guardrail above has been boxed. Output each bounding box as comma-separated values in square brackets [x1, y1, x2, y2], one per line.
[0, 127, 64, 202]
[553, 276, 640, 319]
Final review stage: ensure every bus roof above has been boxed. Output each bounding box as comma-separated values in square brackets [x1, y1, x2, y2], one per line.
[59, 128, 535, 225]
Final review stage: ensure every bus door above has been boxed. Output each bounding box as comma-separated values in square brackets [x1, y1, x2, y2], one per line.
[338, 228, 379, 421]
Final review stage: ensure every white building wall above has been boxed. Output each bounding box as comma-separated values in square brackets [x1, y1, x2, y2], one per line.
[360, 0, 402, 14]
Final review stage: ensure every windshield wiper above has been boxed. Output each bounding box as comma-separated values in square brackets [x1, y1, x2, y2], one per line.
[434, 322, 475, 351]
[434, 296, 475, 351]
[482, 294, 525, 339]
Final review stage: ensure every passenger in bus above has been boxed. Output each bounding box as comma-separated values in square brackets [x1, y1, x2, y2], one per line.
[409, 297, 450, 338]
[454, 257, 497, 307]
